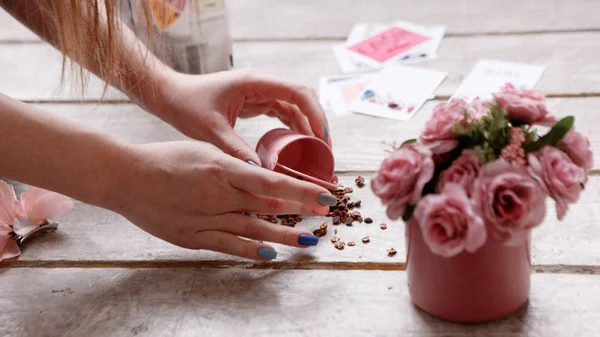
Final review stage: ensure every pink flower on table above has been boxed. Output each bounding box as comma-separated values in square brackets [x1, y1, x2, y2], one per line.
[436, 149, 482, 196]
[473, 160, 547, 245]
[419, 99, 467, 155]
[494, 88, 557, 126]
[371, 143, 435, 220]
[528, 146, 587, 220]
[465, 98, 488, 122]
[0, 180, 74, 262]
[0, 182, 21, 261]
[414, 183, 487, 257]
[12, 186, 75, 236]
[558, 129, 593, 170]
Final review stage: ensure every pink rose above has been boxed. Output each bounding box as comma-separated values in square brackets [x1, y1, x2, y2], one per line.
[528, 146, 587, 220]
[436, 149, 482, 196]
[559, 129, 593, 170]
[414, 183, 487, 257]
[465, 98, 488, 122]
[473, 160, 547, 245]
[419, 99, 466, 155]
[371, 143, 435, 220]
[494, 88, 556, 126]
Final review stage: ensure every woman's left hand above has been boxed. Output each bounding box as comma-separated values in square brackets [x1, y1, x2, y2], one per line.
[153, 67, 331, 165]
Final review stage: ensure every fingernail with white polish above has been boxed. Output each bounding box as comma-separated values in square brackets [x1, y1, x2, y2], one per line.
[317, 193, 337, 206]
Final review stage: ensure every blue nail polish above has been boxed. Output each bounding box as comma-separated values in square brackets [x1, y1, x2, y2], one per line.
[298, 234, 319, 246]
[247, 160, 258, 166]
[257, 248, 277, 260]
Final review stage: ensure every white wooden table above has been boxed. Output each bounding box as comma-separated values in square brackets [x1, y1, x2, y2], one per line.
[2, 1, 600, 336]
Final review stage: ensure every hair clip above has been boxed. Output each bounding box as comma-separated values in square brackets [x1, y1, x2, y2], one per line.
[15, 220, 58, 246]
[0, 180, 73, 262]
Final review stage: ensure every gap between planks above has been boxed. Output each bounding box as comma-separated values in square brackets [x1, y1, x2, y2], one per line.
[2, 260, 600, 275]
[4, 27, 600, 45]
[17, 92, 600, 105]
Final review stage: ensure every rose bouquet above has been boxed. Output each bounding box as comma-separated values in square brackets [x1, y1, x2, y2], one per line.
[371, 88, 593, 258]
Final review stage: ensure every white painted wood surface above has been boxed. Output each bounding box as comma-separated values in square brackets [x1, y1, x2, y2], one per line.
[2, 32, 600, 101]
[1, 1, 600, 335]
[1, 268, 599, 337]
[3, 0, 600, 41]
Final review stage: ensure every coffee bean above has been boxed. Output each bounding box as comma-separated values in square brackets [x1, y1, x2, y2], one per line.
[364, 217, 373, 224]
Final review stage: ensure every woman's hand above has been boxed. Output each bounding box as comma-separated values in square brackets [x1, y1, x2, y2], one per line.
[153, 68, 331, 165]
[112, 141, 337, 260]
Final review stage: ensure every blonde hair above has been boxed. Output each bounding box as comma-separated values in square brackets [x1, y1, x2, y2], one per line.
[28, 1, 155, 97]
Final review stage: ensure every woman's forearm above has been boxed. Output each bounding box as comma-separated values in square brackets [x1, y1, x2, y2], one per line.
[0, 93, 134, 210]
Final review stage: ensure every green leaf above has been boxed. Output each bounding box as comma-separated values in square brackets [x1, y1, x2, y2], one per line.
[523, 116, 574, 152]
[402, 138, 417, 145]
[402, 205, 415, 222]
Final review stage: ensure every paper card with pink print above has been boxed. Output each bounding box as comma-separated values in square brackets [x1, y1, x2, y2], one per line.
[451, 59, 546, 102]
[348, 65, 447, 121]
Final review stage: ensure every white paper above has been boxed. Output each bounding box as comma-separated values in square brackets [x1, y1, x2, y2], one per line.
[451, 59, 546, 102]
[349, 65, 447, 121]
[318, 73, 373, 111]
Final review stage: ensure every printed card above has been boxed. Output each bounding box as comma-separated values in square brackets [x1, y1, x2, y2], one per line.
[327, 73, 377, 116]
[349, 65, 447, 121]
[318, 73, 373, 111]
[347, 26, 430, 64]
[451, 59, 546, 102]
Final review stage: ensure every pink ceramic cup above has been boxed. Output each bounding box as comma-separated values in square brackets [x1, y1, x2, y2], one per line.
[256, 128, 338, 190]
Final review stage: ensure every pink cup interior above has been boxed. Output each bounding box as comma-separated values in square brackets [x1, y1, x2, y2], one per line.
[272, 137, 336, 189]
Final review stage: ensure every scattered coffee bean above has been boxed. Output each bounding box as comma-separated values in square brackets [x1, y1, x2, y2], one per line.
[354, 200, 362, 208]
[387, 248, 397, 256]
[347, 202, 355, 209]
[332, 216, 340, 225]
[331, 235, 340, 243]
[364, 217, 373, 224]
[362, 236, 370, 243]
[344, 187, 353, 194]
[334, 241, 345, 250]
[313, 223, 328, 237]
[334, 229, 338, 234]
[337, 204, 346, 211]
[380, 223, 388, 230]
[345, 218, 354, 226]
[355, 176, 365, 188]
[348, 241, 356, 246]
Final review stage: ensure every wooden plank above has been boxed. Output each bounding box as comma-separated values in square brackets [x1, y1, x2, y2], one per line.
[6, 172, 600, 267]
[0, 101, 596, 267]
[233, 33, 600, 97]
[227, 0, 600, 40]
[1, 268, 599, 336]
[27, 99, 599, 172]
[4, 1, 600, 42]
[2, 33, 600, 101]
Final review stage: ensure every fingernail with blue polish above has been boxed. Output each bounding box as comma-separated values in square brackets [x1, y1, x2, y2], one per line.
[247, 160, 258, 167]
[258, 247, 277, 260]
[298, 234, 319, 246]
[317, 193, 337, 206]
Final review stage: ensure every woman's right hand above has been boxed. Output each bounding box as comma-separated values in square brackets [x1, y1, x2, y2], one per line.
[111, 141, 338, 260]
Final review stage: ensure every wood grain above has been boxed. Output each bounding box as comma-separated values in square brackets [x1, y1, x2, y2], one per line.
[1, 268, 599, 336]
[0, 101, 592, 267]
[3, 0, 600, 42]
[2, 32, 600, 101]
[32, 98, 600, 172]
